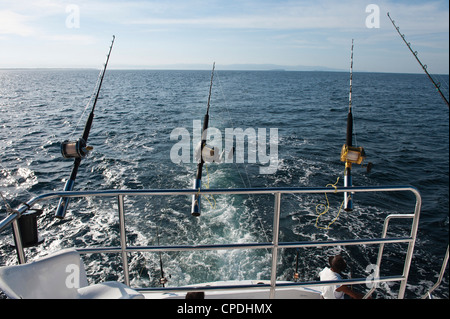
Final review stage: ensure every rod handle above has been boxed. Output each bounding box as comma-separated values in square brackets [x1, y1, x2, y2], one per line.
[191, 179, 201, 216]
[55, 179, 75, 219]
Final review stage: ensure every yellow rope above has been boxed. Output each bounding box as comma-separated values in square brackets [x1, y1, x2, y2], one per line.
[315, 177, 345, 230]
[202, 163, 216, 209]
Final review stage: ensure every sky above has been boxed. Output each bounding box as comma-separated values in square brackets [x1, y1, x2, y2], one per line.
[0, 0, 449, 74]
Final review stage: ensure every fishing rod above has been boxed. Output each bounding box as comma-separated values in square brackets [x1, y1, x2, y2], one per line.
[293, 249, 299, 281]
[55, 35, 115, 219]
[387, 12, 449, 108]
[191, 62, 215, 217]
[340, 40, 367, 211]
[157, 227, 168, 287]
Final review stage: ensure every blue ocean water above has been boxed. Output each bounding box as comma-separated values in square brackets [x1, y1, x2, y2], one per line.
[0, 69, 448, 298]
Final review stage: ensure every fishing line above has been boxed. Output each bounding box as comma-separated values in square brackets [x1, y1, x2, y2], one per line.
[68, 69, 104, 140]
[215, 70, 271, 245]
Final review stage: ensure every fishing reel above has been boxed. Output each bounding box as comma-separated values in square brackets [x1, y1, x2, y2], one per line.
[340, 145, 365, 165]
[194, 142, 224, 164]
[340, 144, 372, 173]
[61, 138, 93, 159]
[159, 276, 168, 286]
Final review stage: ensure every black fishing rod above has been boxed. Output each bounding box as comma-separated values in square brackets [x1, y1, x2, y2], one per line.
[293, 249, 299, 281]
[191, 62, 215, 217]
[56, 35, 115, 219]
[387, 12, 449, 108]
[157, 227, 168, 287]
[344, 39, 355, 211]
[340, 40, 367, 211]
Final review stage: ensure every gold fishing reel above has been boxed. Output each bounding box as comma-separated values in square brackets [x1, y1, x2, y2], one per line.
[340, 144, 365, 166]
[340, 144, 373, 172]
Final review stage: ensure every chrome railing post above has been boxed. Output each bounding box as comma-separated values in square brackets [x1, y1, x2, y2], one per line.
[118, 195, 130, 286]
[11, 218, 26, 264]
[364, 214, 414, 299]
[398, 188, 422, 299]
[269, 192, 281, 299]
[422, 245, 449, 299]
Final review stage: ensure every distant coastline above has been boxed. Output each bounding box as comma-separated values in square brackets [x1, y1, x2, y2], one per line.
[0, 63, 343, 72]
[1, 65, 448, 76]
[110, 63, 346, 72]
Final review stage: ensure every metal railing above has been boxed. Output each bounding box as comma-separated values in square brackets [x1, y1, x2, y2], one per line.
[1, 185, 422, 298]
[421, 245, 449, 299]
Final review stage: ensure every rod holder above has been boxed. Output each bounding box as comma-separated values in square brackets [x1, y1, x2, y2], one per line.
[191, 179, 202, 216]
[13, 209, 44, 248]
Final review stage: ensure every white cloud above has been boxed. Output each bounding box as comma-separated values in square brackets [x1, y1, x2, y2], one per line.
[123, 1, 366, 30]
[0, 10, 35, 36]
[43, 34, 97, 45]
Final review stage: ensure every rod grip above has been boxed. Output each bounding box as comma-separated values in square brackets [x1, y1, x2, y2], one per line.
[191, 179, 202, 216]
[344, 168, 353, 211]
[55, 179, 75, 219]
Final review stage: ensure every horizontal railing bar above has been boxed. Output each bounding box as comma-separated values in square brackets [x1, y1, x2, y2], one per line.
[76, 237, 412, 255]
[13, 185, 421, 207]
[135, 275, 405, 294]
[1, 185, 420, 233]
[0, 212, 20, 233]
[38, 185, 421, 197]
[279, 237, 413, 248]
